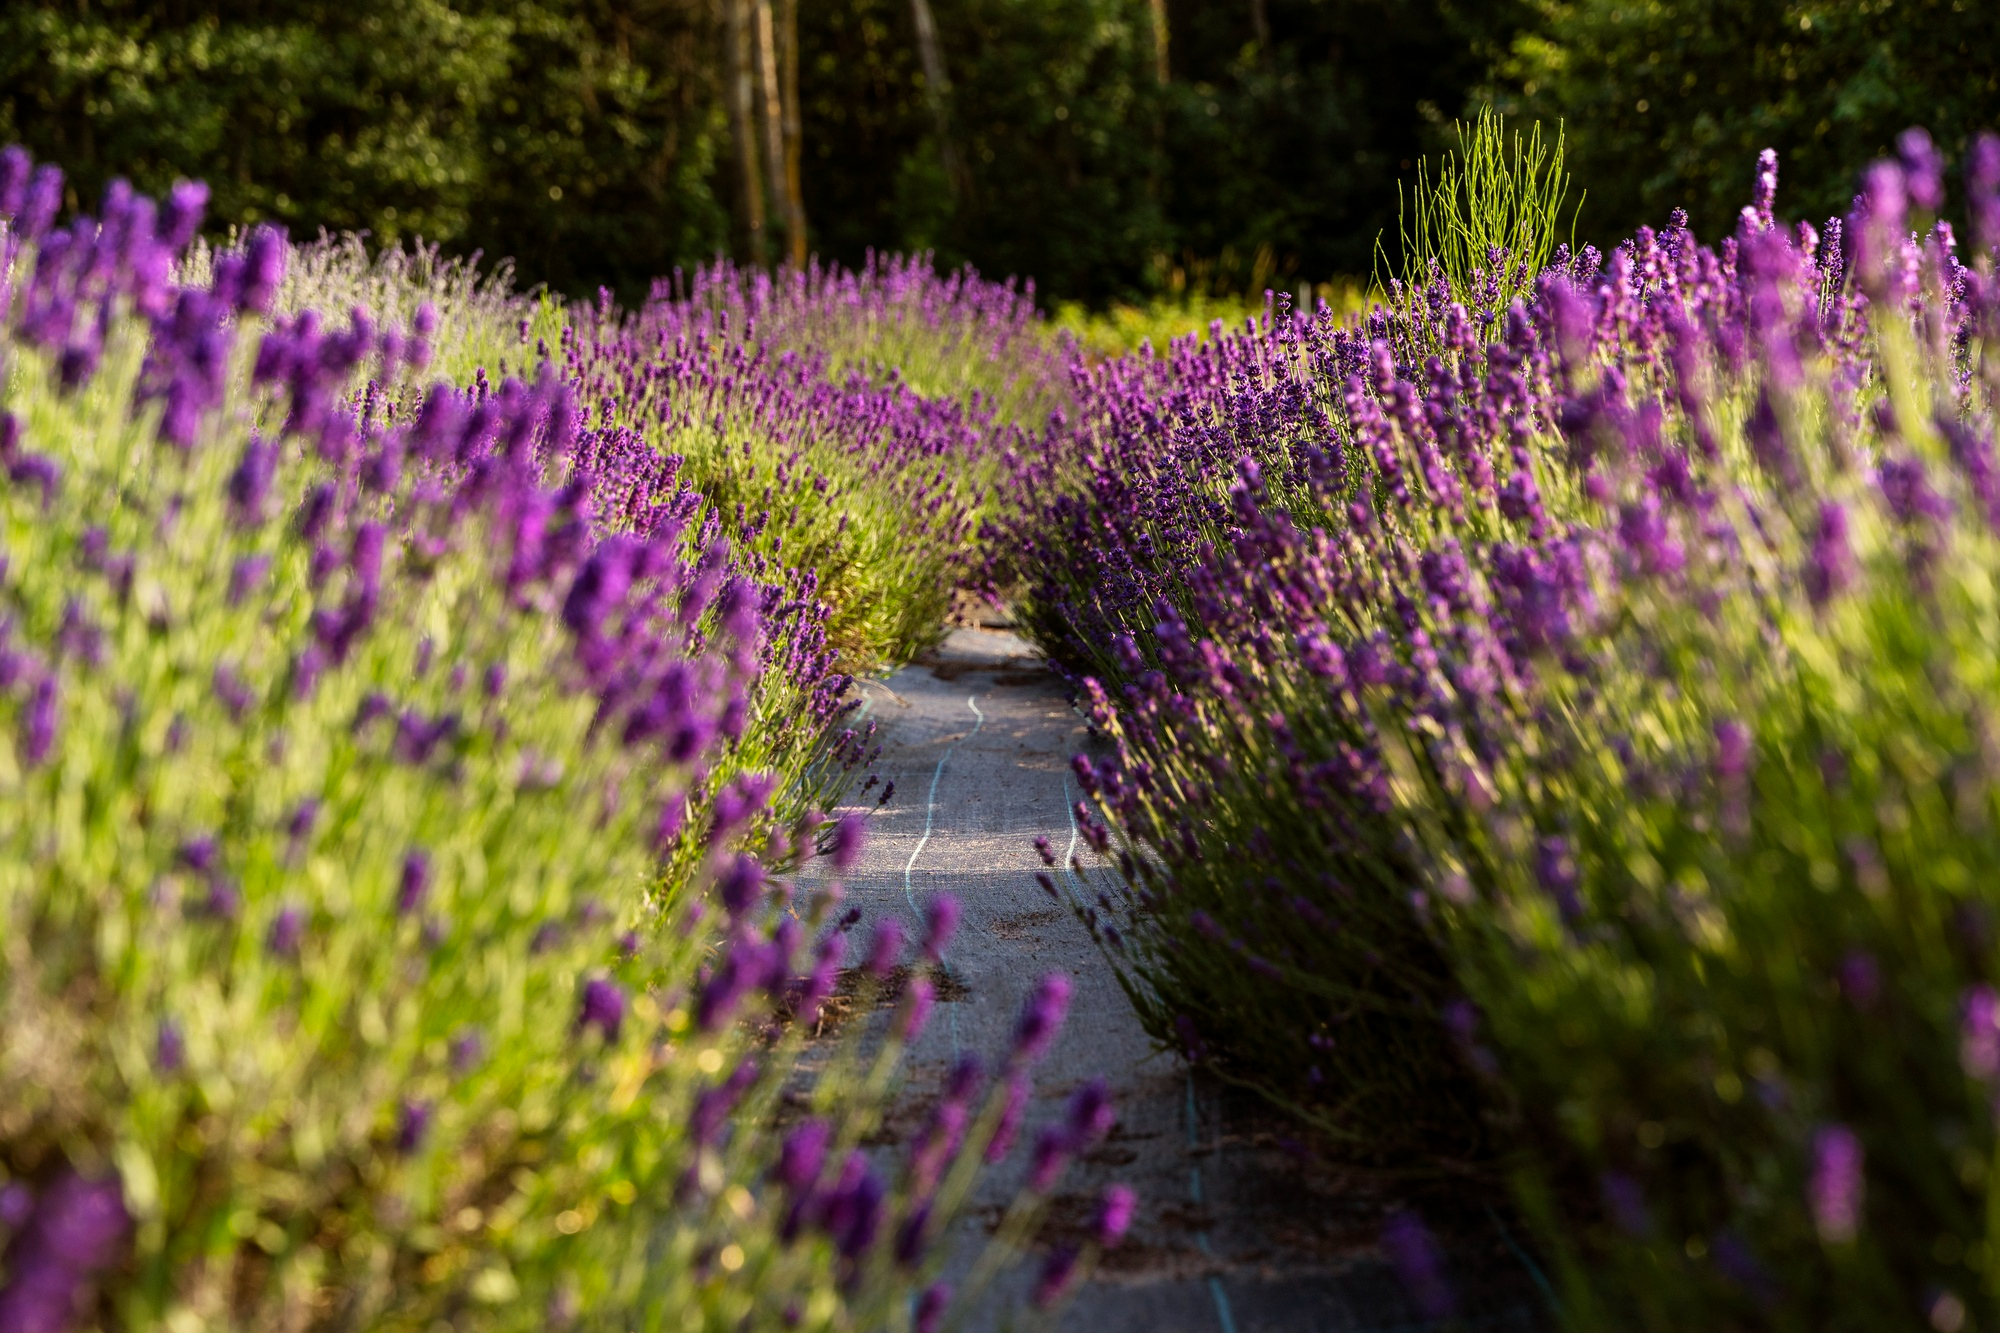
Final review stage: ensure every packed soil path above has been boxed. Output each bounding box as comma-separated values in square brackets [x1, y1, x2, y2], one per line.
[823, 627, 1550, 1331]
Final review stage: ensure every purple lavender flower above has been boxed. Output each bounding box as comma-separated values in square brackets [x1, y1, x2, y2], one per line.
[1011, 972, 1072, 1066]
[708, 772, 776, 847]
[1804, 501, 1855, 606]
[914, 1281, 951, 1333]
[821, 1152, 885, 1260]
[160, 179, 208, 251]
[1809, 1124, 1864, 1244]
[894, 975, 935, 1041]
[717, 852, 764, 916]
[0, 1170, 130, 1332]
[920, 895, 961, 962]
[1032, 1244, 1080, 1308]
[1534, 835, 1584, 925]
[1963, 986, 2000, 1081]
[1097, 1184, 1137, 1246]
[864, 917, 904, 977]
[156, 1017, 185, 1073]
[895, 1201, 933, 1266]
[227, 434, 279, 522]
[450, 1028, 485, 1072]
[1028, 1124, 1070, 1192]
[985, 1075, 1030, 1164]
[239, 225, 288, 315]
[1837, 951, 1880, 1010]
[267, 904, 305, 959]
[1380, 1209, 1455, 1321]
[1598, 1171, 1652, 1237]
[1970, 133, 2000, 252]
[577, 976, 626, 1042]
[20, 163, 64, 242]
[1063, 1077, 1115, 1149]
[396, 1099, 433, 1154]
[826, 812, 866, 872]
[397, 849, 431, 916]
[0, 146, 30, 218]
[1898, 128, 1945, 213]
[19, 675, 58, 769]
[777, 1119, 833, 1195]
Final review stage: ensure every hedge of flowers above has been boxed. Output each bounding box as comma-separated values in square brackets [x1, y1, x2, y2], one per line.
[0, 150, 1121, 1332]
[1008, 133, 2000, 1324]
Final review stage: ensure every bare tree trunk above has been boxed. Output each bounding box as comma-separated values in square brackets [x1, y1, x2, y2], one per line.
[908, 0, 967, 199]
[779, 0, 807, 268]
[1149, 0, 1171, 85]
[1247, 0, 1271, 65]
[753, 0, 795, 266]
[725, 0, 767, 265]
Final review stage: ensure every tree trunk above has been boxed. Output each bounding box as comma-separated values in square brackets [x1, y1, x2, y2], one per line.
[1248, 0, 1271, 65]
[724, 0, 767, 265]
[907, 0, 967, 199]
[779, 0, 807, 268]
[753, 0, 795, 266]
[1150, 0, 1172, 85]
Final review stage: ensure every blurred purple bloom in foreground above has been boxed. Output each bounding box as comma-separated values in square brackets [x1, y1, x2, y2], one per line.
[1810, 1125, 1864, 1244]
[1381, 1209, 1455, 1321]
[577, 976, 625, 1042]
[1097, 1184, 1137, 1246]
[0, 1170, 130, 1333]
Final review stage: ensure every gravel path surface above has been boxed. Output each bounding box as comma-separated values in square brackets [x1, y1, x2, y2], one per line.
[820, 627, 1551, 1331]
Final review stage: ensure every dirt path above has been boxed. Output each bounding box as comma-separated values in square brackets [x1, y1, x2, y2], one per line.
[823, 627, 1550, 1331]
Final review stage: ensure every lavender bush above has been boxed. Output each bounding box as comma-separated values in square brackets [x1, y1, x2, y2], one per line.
[0, 149, 1113, 1332]
[1017, 128, 2000, 1322]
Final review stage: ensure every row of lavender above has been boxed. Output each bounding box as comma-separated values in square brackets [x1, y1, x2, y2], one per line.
[0, 151, 1122, 1332]
[1004, 137, 2000, 1325]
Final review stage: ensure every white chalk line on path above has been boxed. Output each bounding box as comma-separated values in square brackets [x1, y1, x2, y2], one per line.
[903, 694, 985, 1057]
[1066, 779, 1239, 1333]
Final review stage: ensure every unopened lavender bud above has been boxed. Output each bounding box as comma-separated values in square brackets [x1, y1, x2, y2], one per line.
[1810, 1125, 1864, 1244]
[450, 1027, 484, 1072]
[395, 1099, 432, 1154]
[865, 917, 904, 977]
[914, 1282, 951, 1333]
[397, 849, 431, 916]
[267, 904, 305, 959]
[1032, 1244, 1079, 1308]
[826, 812, 866, 871]
[577, 976, 626, 1042]
[1096, 1184, 1137, 1246]
[920, 894, 961, 962]
[156, 1017, 185, 1073]
[1011, 972, 1072, 1066]
[1382, 1210, 1455, 1320]
[894, 975, 935, 1041]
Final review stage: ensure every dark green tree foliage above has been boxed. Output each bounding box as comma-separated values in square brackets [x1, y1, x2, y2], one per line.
[0, 0, 733, 298]
[0, 0, 511, 242]
[14, 0, 1997, 307]
[1497, 0, 2000, 243]
[799, 0, 1172, 304]
[798, 0, 1523, 302]
[1159, 0, 1526, 289]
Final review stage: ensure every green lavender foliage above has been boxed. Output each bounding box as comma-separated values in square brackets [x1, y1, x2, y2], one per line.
[0, 228, 1030, 1331]
[1388, 245, 2000, 1327]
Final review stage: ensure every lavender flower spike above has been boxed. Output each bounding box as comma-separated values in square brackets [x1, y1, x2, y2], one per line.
[1011, 972, 1072, 1066]
[1380, 1210, 1456, 1321]
[577, 976, 626, 1042]
[1810, 1124, 1865, 1245]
